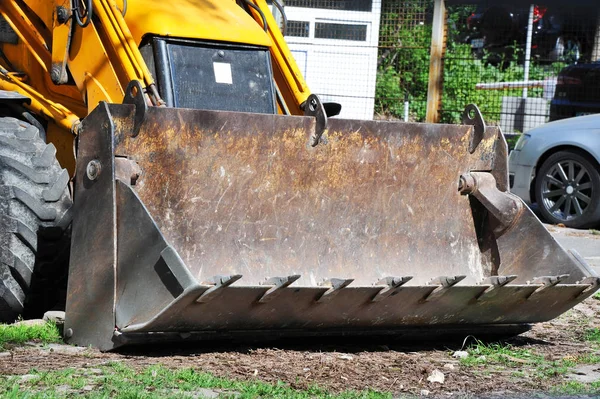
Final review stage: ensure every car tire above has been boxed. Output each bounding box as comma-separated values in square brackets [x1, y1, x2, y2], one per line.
[0, 117, 72, 322]
[534, 150, 600, 228]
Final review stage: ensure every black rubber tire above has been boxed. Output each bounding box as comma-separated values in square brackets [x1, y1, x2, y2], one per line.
[535, 150, 600, 229]
[0, 117, 72, 322]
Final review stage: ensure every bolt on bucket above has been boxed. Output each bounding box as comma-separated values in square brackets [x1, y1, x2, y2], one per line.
[64, 102, 599, 350]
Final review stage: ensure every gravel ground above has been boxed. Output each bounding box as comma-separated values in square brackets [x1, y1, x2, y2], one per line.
[2, 297, 600, 398]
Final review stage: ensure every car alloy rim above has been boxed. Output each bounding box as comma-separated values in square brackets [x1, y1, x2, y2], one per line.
[541, 159, 593, 221]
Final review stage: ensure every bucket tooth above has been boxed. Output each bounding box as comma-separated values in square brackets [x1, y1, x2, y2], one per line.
[531, 274, 570, 287]
[422, 275, 466, 302]
[475, 275, 518, 300]
[371, 276, 413, 302]
[196, 274, 242, 303]
[317, 278, 354, 303]
[428, 275, 466, 288]
[481, 275, 518, 287]
[576, 277, 600, 298]
[526, 274, 570, 299]
[258, 275, 301, 303]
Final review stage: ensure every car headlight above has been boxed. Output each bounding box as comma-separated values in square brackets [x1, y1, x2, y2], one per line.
[513, 134, 531, 151]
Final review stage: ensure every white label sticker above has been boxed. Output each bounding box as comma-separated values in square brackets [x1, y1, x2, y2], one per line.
[213, 62, 233, 84]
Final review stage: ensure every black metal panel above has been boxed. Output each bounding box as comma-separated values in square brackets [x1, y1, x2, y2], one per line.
[64, 103, 118, 351]
[150, 38, 276, 114]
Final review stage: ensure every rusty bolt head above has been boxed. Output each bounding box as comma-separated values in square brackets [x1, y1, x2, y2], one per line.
[56, 6, 70, 24]
[86, 159, 102, 181]
[458, 174, 476, 195]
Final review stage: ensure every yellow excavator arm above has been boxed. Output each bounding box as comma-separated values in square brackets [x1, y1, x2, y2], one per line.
[0, 0, 311, 170]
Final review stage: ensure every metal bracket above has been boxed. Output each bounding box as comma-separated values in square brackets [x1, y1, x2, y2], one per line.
[303, 94, 328, 147]
[122, 80, 148, 137]
[462, 104, 486, 154]
[196, 274, 242, 303]
[258, 275, 301, 304]
[459, 172, 523, 236]
[371, 276, 412, 302]
[316, 278, 353, 303]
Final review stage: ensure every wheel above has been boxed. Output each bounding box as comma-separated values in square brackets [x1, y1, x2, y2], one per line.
[535, 150, 600, 228]
[549, 36, 581, 64]
[0, 117, 72, 322]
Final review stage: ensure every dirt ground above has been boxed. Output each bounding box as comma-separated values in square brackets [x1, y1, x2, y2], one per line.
[2, 297, 600, 398]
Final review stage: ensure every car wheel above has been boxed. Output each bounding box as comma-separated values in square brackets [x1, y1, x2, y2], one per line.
[535, 150, 600, 228]
[549, 36, 581, 64]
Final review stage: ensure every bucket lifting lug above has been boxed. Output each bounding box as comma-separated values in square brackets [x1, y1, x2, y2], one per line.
[303, 94, 328, 147]
[462, 104, 487, 154]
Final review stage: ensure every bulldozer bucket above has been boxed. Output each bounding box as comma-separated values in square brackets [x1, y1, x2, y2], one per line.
[64, 102, 599, 350]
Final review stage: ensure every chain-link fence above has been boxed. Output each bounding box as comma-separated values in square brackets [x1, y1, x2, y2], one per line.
[282, 0, 382, 120]
[282, 0, 600, 132]
[443, 2, 600, 133]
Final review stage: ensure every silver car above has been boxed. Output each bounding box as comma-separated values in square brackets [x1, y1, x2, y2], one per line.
[509, 114, 600, 228]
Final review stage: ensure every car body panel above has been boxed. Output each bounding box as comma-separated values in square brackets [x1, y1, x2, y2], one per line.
[509, 114, 600, 204]
[550, 62, 600, 121]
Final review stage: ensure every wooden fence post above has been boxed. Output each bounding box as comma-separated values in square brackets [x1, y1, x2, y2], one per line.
[426, 0, 446, 123]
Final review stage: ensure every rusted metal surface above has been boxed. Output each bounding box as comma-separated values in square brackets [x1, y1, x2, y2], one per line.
[112, 106, 504, 287]
[64, 103, 119, 350]
[65, 103, 600, 350]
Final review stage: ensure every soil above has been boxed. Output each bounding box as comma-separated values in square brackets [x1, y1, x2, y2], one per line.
[2, 298, 600, 398]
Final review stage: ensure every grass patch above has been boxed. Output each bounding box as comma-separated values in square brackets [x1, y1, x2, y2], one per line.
[0, 362, 392, 399]
[460, 341, 542, 367]
[590, 229, 600, 236]
[584, 328, 600, 343]
[0, 321, 61, 350]
[553, 380, 600, 395]
[461, 340, 600, 388]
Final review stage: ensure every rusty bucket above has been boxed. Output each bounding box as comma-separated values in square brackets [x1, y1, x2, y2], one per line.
[64, 103, 599, 350]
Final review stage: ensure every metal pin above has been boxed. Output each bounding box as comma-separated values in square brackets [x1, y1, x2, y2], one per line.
[371, 276, 413, 302]
[316, 278, 353, 303]
[258, 275, 301, 304]
[196, 274, 242, 303]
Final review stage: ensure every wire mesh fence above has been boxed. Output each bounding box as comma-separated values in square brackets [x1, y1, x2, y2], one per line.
[443, 3, 600, 133]
[281, 0, 600, 132]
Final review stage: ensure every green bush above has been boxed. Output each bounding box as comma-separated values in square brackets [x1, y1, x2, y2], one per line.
[375, 3, 567, 124]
